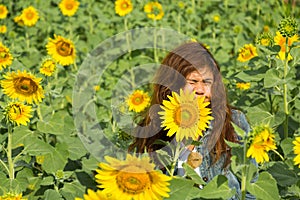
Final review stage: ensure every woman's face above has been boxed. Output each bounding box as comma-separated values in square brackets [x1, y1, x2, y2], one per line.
[183, 69, 213, 102]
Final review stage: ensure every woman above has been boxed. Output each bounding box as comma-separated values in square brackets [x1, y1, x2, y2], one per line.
[128, 42, 255, 199]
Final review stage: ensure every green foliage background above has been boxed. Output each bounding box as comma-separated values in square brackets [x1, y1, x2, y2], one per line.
[0, 0, 299, 199]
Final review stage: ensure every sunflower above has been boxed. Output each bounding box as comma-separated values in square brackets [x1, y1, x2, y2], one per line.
[39, 58, 56, 76]
[4, 102, 32, 126]
[46, 34, 76, 66]
[144, 2, 164, 20]
[0, 4, 8, 19]
[95, 154, 171, 200]
[21, 6, 39, 27]
[0, 42, 13, 71]
[1, 70, 45, 104]
[14, 15, 24, 26]
[274, 31, 298, 61]
[59, 0, 80, 17]
[127, 90, 150, 113]
[115, 0, 133, 17]
[293, 137, 300, 168]
[158, 89, 213, 142]
[75, 189, 115, 200]
[237, 44, 258, 62]
[0, 192, 26, 200]
[246, 125, 277, 163]
[236, 82, 250, 90]
[0, 25, 7, 33]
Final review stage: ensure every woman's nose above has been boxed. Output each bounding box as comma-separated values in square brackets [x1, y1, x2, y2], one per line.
[193, 83, 205, 95]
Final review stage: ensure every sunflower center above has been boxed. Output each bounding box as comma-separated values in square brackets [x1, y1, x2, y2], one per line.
[121, 2, 129, 10]
[14, 77, 38, 95]
[116, 167, 150, 194]
[0, 50, 8, 59]
[25, 11, 34, 20]
[66, 3, 74, 10]
[132, 94, 144, 105]
[174, 103, 198, 128]
[56, 40, 73, 57]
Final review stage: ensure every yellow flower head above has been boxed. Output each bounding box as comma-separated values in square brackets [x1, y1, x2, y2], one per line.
[39, 58, 56, 76]
[0, 42, 13, 71]
[0, 25, 7, 33]
[256, 32, 273, 46]
[293, 137, 300, 168]
[0, 4, 8, 19]
[14, 15, 24, 26]
[0, 193, 27, 200]
[144, 2, 164, 20]
[246, 125, 277, 163]
[1, 70, 45, 104]
[158, 89, 213, 142]
[20, 6, 39, 27]
[237, 44, 258, 62]
[274, 31, 298, 61]
[236, 82, 250, 90]
[213, 14, 220, 23]
[46, 34, 76, 66]
[95, 154, 172, 200]
[4, 102, 32, 126]
[59, 0, 80, 17]
[115, 0, 133, 17]
[127, 90, 150, 113]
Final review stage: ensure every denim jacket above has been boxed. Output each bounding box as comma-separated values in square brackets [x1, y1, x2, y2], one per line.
[176, 109, 256, 200]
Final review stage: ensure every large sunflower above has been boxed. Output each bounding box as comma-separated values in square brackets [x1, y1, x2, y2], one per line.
[115, 0, 133, 17]
[0, 4, 8, 19]
[293, 137, 300, 168]
[39, 58, 56, 76]
[246, 125, 277, 163]
[4, 102, 32, 126]
[0, 42, 13, 71]
[46, 34, 76, 66]
[144, 2, 164, 20]
[1, 70, 45, 104]
[95, 154, 171, 200]
[126, 90, 150, 113]
[21, 6, 39, 27]
[158, 89, 213, 142]
[59, 0, 80, 17]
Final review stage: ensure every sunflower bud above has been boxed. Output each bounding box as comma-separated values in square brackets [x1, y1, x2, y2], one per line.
[255, 32, 274, 46]
[278, 17, 298, 38]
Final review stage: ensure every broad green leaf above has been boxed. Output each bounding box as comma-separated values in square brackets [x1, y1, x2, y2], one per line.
[44, 189, 64, 200]
[196, 175, 235, 199]
[264, 68, 283, 88]
[247, 171, 280, 200]
[166, 176, 199, 200]
[267, 162, 298, 186]
[281, 138, 294, 157]
[60, 181, 86, 199]
[183, 163, 206, 185]
[11, 126, 35, 149]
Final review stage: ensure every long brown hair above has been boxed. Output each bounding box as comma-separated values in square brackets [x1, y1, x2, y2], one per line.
[128, 42, 237, 168]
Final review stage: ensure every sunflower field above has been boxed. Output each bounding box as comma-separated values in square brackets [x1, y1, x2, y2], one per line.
[0, 0, 300, 199]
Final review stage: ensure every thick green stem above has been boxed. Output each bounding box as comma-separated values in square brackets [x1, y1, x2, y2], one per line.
[7, 125, 15, 187]
[153, 21, 158, 63]
[124, 17, 131, 58]
[241, 134, 248, 200]
[283, 37, 289, 138]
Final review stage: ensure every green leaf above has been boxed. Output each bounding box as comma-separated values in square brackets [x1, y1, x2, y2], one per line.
[197, 175, 235, 199]
[264, 68, 283, 88]
[183, 163, 206, 185]
[281, 138, 294, 157]
[247, 171, 280, 200]
[267, 162, 298, 187]
[231, 122, 246, 138]
[44, 189, 64, 200]
[166, 177, 199, 200]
